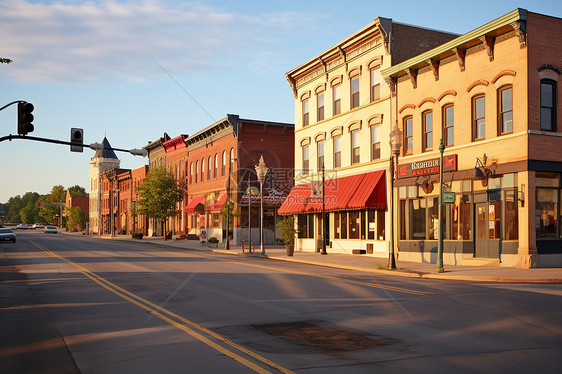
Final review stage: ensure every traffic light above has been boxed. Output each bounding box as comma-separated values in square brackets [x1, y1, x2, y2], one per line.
[17, 101, 34, 135]
[70, 128, 84, 152]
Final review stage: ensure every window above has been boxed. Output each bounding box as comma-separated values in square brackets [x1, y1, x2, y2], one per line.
[222, 151, 226, 176]
[536, 173, 560, 238]
[201, 158, 205, 181]
[498, 86, 513, 134]
[302, 98, 309, 127]
[422, 111, 433, 152]
[403, 116, 413, 155]
[195, 160, 199, 183]
[443, 104, 454, 146]
[214, 154, 218, 178]
[302, 145, 309, 175]
[207, 156, 212, 180]
[317, 92, 325, 121]
[348, 211, 360, 239]
[333, 84, 341, 115]
[540, 79, 556, 131]
[367, 209, 385, 240]
[371, 70, 380, 102]
[317, 141, 324, 171]
[230, 148, 235, 169]
[333, 212, 347, 239]
[371, 125, 380, 160]
[472, 95, 485, 140]
[505, 190, 518, 240]
[190, 162, 193, 184]
[333, 135, 341, 168]
[351, 130, 360, 164]
[298, 214, 314, 238]
[350, 76, 359, 109]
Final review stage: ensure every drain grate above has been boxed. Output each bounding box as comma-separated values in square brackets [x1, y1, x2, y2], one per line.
[253, 321, 386, 352]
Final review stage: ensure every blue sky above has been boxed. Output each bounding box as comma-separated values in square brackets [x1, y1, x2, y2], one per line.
[1, 0, 561, 203]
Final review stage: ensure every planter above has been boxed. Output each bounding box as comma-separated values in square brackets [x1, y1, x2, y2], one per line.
[208, 242, 218, 248]
[285, 245, 294, 256]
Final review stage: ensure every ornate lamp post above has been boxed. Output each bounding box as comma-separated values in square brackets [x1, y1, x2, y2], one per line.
[437, 139, 445, 273]
[389, 122, 403, 270]
[255, 155, 269, 255]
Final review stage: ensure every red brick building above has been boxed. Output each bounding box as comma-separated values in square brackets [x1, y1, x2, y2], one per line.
[131, 165, 148, 236]
[184, 114, 294, 245]
[100, 168, 130, 235]
[163, 134, 188, 236]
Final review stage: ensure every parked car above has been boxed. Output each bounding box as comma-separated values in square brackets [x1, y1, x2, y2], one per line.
[32, 223, 45, 229]
[0, 228, 16, 243]
[44, 225, 58, 234]
[16, 223, 29, 230]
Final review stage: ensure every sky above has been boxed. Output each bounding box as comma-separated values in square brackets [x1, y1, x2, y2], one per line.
[1, 0, 561, 203]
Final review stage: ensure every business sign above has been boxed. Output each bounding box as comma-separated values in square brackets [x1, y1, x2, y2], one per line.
[398, 154, 457, 178]
[443, 192, 456, 204]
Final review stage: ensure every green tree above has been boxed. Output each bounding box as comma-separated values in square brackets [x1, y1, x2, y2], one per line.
[136, 167, 183, 240]
[0, 58, 12, 64]
[66, 206, 87, 231]
[38, 185, 66, 224]
[68, 185, 87, 197]
[7, 196, 23, 223]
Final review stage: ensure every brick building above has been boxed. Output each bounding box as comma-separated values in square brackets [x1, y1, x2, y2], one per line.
[382, 9, 562, 267]
[142, 133, 169, 236]
[131, 165, 148, 236]
[184, 114, 294, 246]
[163, 134, 188, 237]
[281, 17, 456, 255]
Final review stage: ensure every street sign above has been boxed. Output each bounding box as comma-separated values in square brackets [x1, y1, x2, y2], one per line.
[443, 191, 456, 204]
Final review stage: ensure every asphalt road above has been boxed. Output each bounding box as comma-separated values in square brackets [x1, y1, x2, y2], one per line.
[1, 231, 561, 373]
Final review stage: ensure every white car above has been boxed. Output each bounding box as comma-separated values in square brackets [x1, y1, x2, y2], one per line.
[0, 228, 16, 243]
[16, 223, 29, 230]
[44, 225, 58, 234]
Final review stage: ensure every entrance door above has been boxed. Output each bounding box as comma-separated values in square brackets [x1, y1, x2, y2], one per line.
[475, 202, 489, 258]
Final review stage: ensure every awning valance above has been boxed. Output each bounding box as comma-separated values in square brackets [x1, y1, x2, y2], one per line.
[277, 170, 386, 215]
[184, 195, 205, 213]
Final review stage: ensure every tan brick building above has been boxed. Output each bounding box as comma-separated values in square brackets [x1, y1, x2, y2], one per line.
[382, 9, 562, 267]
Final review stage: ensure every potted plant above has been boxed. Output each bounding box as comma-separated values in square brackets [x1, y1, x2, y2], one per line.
[208, 236, 219, 248]
[278, 216, 297, 256]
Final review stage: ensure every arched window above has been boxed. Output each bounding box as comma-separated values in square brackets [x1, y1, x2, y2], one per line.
[195, 160, 199, 183]
[208, 156, 212, 181]
[214, 154, 218, 178]
[230, 148, 235, 168]
[422, 110, 433, 152]
[190, 162, 193, 184]
[403, 116, 413, 155]
[442, 104, 454, 147]
[201, 158, 205, 181]
[222, 151, 226, 176]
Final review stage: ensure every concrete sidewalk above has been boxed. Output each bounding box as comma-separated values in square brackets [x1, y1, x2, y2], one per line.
[85, 233, 562, 283]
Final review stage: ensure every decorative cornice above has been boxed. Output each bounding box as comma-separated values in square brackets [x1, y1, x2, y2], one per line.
[408, 68, 418, 89]
[492, 69, 517, 83]
[454, 47, 466, 72]
[467, 80, 490, 92]
[479, 35, 495, 61]
[427, 58, 439, 81]
[510, 20, 527, 48]
[399, 104, 416, 114]
[418, 97, 436, 107]
[438, 90, 457, 102]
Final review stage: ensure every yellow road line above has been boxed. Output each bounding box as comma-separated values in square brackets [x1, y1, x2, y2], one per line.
[30, 241, 294, 374]
[225, 260, 430, 296]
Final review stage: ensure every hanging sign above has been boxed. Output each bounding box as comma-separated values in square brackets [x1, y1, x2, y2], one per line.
[443, 192, 456, 204]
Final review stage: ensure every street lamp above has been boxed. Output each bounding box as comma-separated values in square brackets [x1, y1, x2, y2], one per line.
[247, 174, 252, 252]
[225, 157, 237, 250]
[255, 155, 269, 255]
[389, 122, 403, 270]
[436, 139, 445, 273]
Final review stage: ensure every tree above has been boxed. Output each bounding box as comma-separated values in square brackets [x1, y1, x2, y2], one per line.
[66, 206, 87, 231]
[7, 196, 23, 223]
[0, 58, 12, 64]
[68, 185, 87, 197]
[136, 167, 183, 240]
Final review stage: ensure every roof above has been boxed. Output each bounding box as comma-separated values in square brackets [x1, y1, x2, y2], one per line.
[94, 137, 118, 159]
[381, 8, 527, 79]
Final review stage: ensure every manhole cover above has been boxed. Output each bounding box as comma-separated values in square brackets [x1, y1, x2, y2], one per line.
[253, 321, 386, 352]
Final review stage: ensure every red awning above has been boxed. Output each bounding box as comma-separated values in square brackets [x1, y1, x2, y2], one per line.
[184, 195, 205, 213]
[206, 193, 227, 211]
[278, 170, 386, 215]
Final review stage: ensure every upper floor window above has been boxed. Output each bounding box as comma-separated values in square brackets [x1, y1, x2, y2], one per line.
[302, 145, 309, 175]
[403, 116, 413, 155]
[333, 135, 342, 168]
[351, 130, 360, 164]
[222, 151, 226, 176]
[195, 160, 199, 183]
[472, 95, 485, 140]
[302, 98, 309, 127]
[370, 69, 380, 102]
[230, 148, 235, 169]
[317, 92, 325, 121]
[190, 162, 193, 184]
[443, 104, 454, 147]
[207, 156, 212, 181]
[214, 154, 218, 178]
[201, 158, 205, 181]
[498, 85, 513, 134]
[422, 110, 433, 152]
[350, 76, 360, 109]
[371, 125, 381, 160]
[541, 79, 557, 132]
[317, 141, 324, 171]
[333, 84, 341, 115]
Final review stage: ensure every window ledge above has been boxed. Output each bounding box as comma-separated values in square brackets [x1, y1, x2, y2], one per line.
[528, 130, 562, 137]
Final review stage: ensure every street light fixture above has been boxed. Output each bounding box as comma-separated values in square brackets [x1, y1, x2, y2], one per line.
[389, 122, 403, 270]
[255, 155, 269, 255]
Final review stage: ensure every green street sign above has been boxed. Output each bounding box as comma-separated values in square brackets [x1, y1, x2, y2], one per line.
[443, 192, 456, 204]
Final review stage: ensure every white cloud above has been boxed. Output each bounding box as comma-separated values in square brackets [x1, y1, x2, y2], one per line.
[0, 0, 313, 83]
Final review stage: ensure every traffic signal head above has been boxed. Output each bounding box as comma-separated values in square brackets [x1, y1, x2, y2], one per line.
[17, 101, 34, 135]
[70, 128, 84, 152]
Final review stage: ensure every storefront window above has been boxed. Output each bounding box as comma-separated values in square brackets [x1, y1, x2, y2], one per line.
[449, 194, 472, 240]
[298, 214, 314, 239]
[427, 197, 438, 240]
[334, 213, 340, 239]
[536, 173, 560, 239]
[505, 190, 518, 240]
[333, 212, 348, 239]
[341, 212, 347, 239]
[349, 211, 360, 239]
[410, 199, 426, 240]
[367, 209, 385, 240]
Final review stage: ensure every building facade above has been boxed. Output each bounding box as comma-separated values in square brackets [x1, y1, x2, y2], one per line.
[142, 133, 169, 236]
[184, 114, 294, 245]
[131, 165, 148, 236]
[382, 9, 562, 267]
[281, 17, 456, 256]
[88, 137, 120, 235]
[163, 134, 188, 237]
